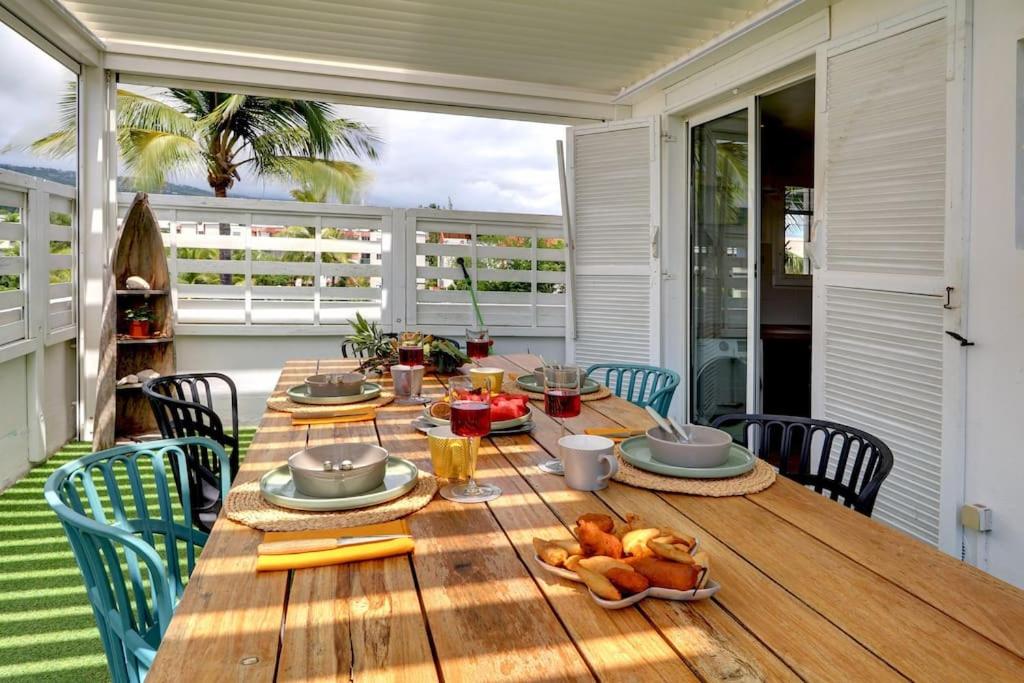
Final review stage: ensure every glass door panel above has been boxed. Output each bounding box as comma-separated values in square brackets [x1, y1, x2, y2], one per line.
[690, 109, 750, 425]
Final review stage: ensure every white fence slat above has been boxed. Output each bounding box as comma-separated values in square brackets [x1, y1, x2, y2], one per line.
[0, 319, 24, 345]
[0, 289, 25, 309]
[48, 310, 74, 330]
[48, 254, 74, 270]
[177, 258, 244, 275]
[320, 262, 381, 277]
[0, 257, 24, 276]
[48, 283, 73, 300]
[0, 223, 25, 240]
[46, 224, 72, 241]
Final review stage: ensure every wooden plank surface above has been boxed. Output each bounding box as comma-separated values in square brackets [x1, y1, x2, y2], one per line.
[374, 373, 595, 682]
[148, 355, 1024, 682]
[148, 360, 315, 683]
[278, 360, 437, 682]
[499, 354, 1024, 681]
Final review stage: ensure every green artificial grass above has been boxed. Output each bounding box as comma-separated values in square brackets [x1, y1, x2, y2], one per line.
[0, 430, 255, 683]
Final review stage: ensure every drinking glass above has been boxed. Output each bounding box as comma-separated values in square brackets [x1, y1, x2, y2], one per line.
[466, 327, 492, 360]
[441, 376, 501, 502]
[538, 366, 582, 475]
[397, 340, 428, 404]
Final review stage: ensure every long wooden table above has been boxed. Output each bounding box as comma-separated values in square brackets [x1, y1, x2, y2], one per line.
[148, 355, 1024, 681]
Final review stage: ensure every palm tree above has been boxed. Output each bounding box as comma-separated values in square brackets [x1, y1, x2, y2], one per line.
[31, 85, 381, 283]
[32, 85, 379, 200]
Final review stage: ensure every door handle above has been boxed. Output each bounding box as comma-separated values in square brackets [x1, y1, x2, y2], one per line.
[944, 331, 974, 347]
[651, 225, 661, 259]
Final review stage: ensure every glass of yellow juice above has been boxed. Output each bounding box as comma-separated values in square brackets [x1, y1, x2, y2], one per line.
[427, 426, 480, 481]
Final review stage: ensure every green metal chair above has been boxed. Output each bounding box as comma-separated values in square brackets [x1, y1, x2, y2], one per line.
[44, 437, 230, 683]
[584, 363, 680, 417]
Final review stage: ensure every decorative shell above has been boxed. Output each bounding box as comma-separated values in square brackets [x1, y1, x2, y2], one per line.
[125, 275, 151, 290]
[136, 369, 160, 382]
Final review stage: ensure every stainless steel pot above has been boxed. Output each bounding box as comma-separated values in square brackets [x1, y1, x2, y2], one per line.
[288, 443, 388, 498]
[305, 372, 365, 397]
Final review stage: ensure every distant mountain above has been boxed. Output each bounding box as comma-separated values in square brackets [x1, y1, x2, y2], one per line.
[0, 164, 283, 199]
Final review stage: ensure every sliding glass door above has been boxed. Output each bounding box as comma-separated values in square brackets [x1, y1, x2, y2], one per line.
[689, 108, 754, 425]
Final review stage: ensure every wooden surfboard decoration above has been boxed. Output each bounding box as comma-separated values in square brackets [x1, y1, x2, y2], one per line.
[93, 192, 175, 448]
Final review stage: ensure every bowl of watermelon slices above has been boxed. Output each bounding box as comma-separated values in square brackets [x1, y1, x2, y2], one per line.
[424, 393, 532, 431]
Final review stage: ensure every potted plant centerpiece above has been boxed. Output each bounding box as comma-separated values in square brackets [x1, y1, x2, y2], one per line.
[124, 304, 155, 338]
[344, 313, 470, 375]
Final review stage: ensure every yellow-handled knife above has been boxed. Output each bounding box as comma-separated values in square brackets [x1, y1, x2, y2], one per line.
[257, 534, 411, 556]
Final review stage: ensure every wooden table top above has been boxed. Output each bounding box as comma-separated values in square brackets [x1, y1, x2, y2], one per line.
[148, 354, 1024, 682]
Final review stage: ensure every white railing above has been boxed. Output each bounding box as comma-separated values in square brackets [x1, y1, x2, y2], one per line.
[0, 169, 77, 358]
[117, 193, 566, 337]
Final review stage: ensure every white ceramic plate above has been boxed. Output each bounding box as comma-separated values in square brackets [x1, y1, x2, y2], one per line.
[532, 543, 718, 610]
[287, 382, 382, 405]
[421, 403, 533, 431]
[260, 456, 419, 511]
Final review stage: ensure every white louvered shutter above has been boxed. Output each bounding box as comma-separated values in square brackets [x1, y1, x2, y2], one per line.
[814, 18, 961, 547]
[566, 118, 660, 367]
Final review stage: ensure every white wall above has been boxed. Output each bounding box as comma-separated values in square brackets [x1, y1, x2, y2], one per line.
[176, 334, 564, 426]
[0, 340, 77, 491]
[962, 0, 1024, 588]
[621, 0, 1024, 587]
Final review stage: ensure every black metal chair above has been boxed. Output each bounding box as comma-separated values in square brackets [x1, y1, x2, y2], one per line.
[142, 372, 241, 532]
[711, 413, 894, 517]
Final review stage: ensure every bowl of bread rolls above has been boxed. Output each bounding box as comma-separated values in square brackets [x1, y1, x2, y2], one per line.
[533, 512, 718, 609]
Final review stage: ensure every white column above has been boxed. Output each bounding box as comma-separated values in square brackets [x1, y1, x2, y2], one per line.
[78, 66, 117, 442]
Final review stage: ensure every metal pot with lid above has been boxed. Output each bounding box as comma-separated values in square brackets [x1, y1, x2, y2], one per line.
[288, 443, 388, 498]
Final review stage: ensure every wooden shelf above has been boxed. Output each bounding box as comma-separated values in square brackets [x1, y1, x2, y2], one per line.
[116, 383, 143, 391]
[116, 336, 174, 345]
[116, 289, 168, 296]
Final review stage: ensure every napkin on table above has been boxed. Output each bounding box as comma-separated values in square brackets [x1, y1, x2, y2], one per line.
[255, 519, 414, 572]
[290, 409, 376, 426]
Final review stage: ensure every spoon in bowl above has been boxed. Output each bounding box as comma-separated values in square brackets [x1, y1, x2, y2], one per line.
[644, 406, 680, 442]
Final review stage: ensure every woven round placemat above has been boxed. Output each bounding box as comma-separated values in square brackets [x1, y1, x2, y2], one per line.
[503, 376, 613, 402]
[224, 470, 437, 531]
[612, 450, 776, 496]
[266, 390, 395, 418]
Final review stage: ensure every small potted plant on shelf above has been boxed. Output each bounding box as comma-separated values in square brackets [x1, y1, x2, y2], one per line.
[124, 304, 155, 338]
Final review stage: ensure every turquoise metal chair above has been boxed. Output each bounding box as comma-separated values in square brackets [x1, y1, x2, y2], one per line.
[585, 363, 680, 417]
[44, 437, 230, 683]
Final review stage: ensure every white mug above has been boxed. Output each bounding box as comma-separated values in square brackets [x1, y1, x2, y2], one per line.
[558, 434, 618, 491]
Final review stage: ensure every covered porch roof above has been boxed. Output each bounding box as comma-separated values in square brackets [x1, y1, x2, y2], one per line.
[6, 0, 824, 121]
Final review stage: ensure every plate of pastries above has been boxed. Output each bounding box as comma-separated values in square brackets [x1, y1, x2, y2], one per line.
[533, 512, 718, 609]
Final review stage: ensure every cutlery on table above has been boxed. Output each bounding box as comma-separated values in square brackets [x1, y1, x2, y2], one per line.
[644, 406, 681, 442]
[257, 534, 412, 556]
[584, 427, 645, 440]
[667, 416, 692, 443]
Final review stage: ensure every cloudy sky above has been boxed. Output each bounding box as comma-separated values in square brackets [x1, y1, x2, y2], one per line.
[0, 21, 566, 214]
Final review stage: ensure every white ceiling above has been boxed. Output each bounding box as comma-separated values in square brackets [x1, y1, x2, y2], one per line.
[58, 0, 773, 95]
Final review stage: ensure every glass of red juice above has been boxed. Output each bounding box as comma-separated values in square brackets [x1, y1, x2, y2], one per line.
[440, 376, 501, 503]
[466, 327, 492, 359]
[539, 366, 583, 475]
[398, 343, 425, 366]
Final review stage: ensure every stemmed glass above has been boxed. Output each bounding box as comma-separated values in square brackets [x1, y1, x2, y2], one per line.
[466, 327, 492, 360]
[538, 366, 582, 475]
[441, 376, 501, 503]
[397, 339, 428, 404]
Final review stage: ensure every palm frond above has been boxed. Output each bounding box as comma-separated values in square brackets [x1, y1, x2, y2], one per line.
[21, 82, 77, 157]
[117, 89, 197, 137]
[120, 130, 204, 191]
[267, 157, 368, 204]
